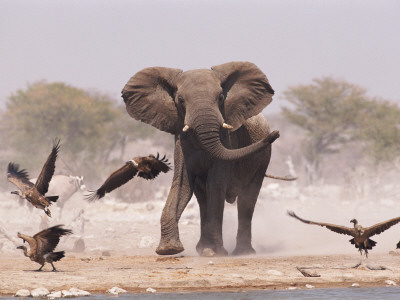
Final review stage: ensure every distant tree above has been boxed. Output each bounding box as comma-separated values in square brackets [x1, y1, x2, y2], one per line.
[281, 77, 370, 184]
[357, 99, 400, 164]
[0, 81, 155, 178]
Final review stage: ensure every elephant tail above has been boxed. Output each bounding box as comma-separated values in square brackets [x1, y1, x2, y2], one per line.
[264, 174, 297, 181]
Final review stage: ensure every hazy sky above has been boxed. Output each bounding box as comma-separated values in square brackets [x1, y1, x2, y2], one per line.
[1, 0, 399, 113]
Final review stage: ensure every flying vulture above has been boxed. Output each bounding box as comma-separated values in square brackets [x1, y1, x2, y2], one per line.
[287, 210, 400, 258]
[86, 153, 171, 201]
[7, 139, 60, 217]
[16, 225, 72, 271]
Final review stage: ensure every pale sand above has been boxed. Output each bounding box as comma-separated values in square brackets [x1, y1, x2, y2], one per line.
[2, 187, 400, 296]
[1, 253, 400, 296]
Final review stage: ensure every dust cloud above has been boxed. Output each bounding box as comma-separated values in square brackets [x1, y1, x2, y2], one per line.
[1, 173, 399, 260]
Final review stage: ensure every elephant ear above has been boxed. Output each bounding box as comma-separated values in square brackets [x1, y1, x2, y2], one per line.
[212, 62, 274, 131]
[122, 67, 183, 134]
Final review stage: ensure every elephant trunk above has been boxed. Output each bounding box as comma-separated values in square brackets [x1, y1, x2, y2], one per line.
[191, 109, 279, 161]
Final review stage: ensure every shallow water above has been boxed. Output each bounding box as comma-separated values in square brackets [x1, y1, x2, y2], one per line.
[4, 287, 400, 300]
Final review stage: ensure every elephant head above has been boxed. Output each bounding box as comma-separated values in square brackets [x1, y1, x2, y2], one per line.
[122, 62, 278, 160]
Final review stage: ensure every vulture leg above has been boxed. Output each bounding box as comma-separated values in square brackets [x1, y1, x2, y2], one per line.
[35, 264, 44, 272]
[51, 262, 57, 272]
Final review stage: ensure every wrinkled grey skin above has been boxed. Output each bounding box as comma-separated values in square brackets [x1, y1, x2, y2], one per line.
[122, 62, 279, 256]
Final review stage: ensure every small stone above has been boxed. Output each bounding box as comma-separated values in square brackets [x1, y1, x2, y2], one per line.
[208, 261, 214, 265]
[385, 280, 397, 286]
[351, 283, 360, 288]
[202, 248, 216, 257]
[107, 287, 127, 295]
[15, 289, 31, 297]
[31, 287, 50, 297]
[287, 287, 297, 290]
[267, 270, 283, 276]
[69, 288, 91, 296]
[47, 291, 62, 299]
[305, 284, 314, 289]
[146, 287, 156, 293]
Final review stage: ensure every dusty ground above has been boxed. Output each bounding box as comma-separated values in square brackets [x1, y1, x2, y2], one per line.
[1, 182, 400, 296]
[1, 253, 400, 296]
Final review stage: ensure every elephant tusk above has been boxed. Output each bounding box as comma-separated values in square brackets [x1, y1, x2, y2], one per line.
[182, 125, 190, 132]
[222, 123, 233, 130]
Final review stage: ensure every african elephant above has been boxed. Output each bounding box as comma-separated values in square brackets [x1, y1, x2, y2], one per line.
[122, 62, 279, 256]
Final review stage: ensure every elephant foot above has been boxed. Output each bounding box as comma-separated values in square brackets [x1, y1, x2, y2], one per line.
[156, 239, 184, 255]
[232, 245, 256, 256]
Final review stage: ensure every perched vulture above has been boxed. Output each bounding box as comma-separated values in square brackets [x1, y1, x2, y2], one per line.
[16, 225, 72, 271]
[7, 139, 61, 217]
[287, 210, 400, 258]
[86, 153, 171, 201]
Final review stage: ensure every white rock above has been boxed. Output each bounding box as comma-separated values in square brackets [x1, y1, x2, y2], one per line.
[47, 291, 62, 299]
[107, 287, 127, 295]
[31, 287, 50, 297]
[208, 261, 214, 265]
[287, 286, 297, 290]
[305, 284, 314, 289]
[69, 288, 91, 296]
[61, 290, 74, 298]
[15, 289, 31, 297]
[351, 283, 360, 288]
[146, 287, 156, 293]
[267, 270, 283, 276]
[385, 280, 397, 286]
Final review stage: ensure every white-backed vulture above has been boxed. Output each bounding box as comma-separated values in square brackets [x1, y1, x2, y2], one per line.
[86, 153, 171, 201]
[16, 225, 72, 271]
[287, 210, 400, 258]
[8, 139, 60, 217]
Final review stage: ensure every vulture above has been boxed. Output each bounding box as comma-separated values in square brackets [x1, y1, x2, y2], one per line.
[287, 210, 400, 258]
[86, 153, 171, 201]
[16, 225, 72, 271]
[7, 139, 60, 217]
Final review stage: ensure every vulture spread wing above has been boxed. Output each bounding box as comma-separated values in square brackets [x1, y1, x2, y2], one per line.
[287, 210, 355, 236]
[137, 153, 171, 180]
[363, 217, 400, 238]
[7, 162, 34, 192]
[86, 163, 138, 201]
[35, 139, 60, 195]
[33, 225, 72, 255]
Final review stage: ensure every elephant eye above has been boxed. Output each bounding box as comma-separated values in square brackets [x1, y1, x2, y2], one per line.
[218, 93, 224, 104]
[177, 96, 185, 106]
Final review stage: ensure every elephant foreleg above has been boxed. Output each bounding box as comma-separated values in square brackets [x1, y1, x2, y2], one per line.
[194, 178, 208, 255]
[156, 153, 194, 255]
[200, 170, 228, 256]
[232, 171, 265, 256]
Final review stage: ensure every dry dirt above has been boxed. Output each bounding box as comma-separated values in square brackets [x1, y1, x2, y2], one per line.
[2, 253, 400, 296]
[1, 183, 400, 296]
